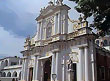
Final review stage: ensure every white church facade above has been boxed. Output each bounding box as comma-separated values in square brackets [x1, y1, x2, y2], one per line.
[21, 0, 98, 81]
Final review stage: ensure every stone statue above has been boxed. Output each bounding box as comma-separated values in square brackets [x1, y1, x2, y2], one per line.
[68, 59, 73, 71]
[51, 0, 55, 4]
[56, 0, 63, 5]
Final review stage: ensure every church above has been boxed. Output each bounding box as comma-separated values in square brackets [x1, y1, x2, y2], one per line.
[21, 0, 110, 81]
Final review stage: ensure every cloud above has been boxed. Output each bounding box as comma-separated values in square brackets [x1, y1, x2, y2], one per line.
[0, 0, 83, 58]
[0, 0, 79, 37]
[0, 26, 24, 57]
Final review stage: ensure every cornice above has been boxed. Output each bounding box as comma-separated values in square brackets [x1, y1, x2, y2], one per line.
[36, 4, 70, 21]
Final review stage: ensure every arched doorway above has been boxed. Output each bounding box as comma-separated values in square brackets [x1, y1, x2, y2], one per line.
[43, 59, 51, 81]
[68, 59, 77, 81]
[72, 63, 77, 81]
[28, 67, 33, 81]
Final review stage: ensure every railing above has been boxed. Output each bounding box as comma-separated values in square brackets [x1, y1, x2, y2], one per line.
[3, 65, 22, 70]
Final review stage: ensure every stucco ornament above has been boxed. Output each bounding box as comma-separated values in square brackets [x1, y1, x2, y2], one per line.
[28, 59, 34, 67]
[69, 52, 79, 63]
[47, 16, 54, 25]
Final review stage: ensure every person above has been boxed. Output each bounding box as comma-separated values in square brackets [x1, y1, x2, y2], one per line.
[12, 78, 15, 81]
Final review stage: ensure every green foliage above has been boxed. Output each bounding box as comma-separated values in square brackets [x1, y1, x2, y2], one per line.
[69, 0, 110, 36]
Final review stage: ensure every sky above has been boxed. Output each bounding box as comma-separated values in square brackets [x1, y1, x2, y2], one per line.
[0, 0, 88, 58]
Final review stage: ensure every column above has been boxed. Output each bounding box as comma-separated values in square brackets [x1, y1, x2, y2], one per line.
[56, 52, 60, 81]
[26, 66, 29, 81]
[51, 53, 56, 81]
[55, 14, 58, 34]
[79, 48, 83, 81]
[44, 28, 46, 40]
[21, 59, 25, 80]
[35, 56, 40, 81]
[62, 56, 65, 81]
[33, 56, 37, 81]
[85, 47, 89, 81]
[53, 14, 56, 35]
[64, 12, 68, 34]
[91, 40, 97, 81]
[36, 22, 39, 40]
[25, 58, 29, 81]
[22, 57, 28, 81]
[40, 21, 43, 40]
[41, 61, 44, 81]
[38, 22, 41, 40]
[58, 12, 61, 34]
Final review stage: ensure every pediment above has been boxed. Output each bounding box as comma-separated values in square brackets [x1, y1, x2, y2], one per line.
[36, 5, 55, 21]
[41, 8, 54, 16]
[41, 5, 56, 15]
[36, 4, 71, 21]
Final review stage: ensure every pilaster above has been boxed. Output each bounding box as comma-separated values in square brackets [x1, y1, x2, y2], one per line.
[58, 12, 61, 34]
[33, 55, 39, 81]
[55, 52, 60, 81]
[21, 57, 29, 81]
[85, 46, 89, 81]
[41, 60, 44, 81]
[35, 56, 40, 81]
[53, 14, 57, 35]
[90, 40, 97, 81]
[40, 20, 43, 40]
[62, 56, 65, 81]
[51, 52, 56, 81]
[79, 47, 84, 81]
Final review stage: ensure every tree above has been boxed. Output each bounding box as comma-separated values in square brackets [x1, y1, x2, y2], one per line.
[69, 0, 110, 36]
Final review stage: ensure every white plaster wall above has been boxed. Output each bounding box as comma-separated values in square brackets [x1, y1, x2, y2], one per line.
[0, 77, 15, 81]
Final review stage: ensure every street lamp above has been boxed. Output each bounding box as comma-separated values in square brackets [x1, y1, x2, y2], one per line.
[52, 74, 57, 81]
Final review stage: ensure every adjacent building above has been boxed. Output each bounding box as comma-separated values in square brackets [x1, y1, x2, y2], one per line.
[0, 56, 22, 81]
[96, 36, 110, 51]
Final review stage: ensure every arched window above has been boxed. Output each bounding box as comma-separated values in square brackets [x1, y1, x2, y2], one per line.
[20, 61, 22, 65]
[12, 71, 17, 77]
[5, 60, 8, 66]
[46, 22, 52, 38]
[7, 72, 11, 77]
[2, 72, 6, 77]
[19, 72, 22, 80]
[104, 40, 108, 46]
[1, 61, 4, 66]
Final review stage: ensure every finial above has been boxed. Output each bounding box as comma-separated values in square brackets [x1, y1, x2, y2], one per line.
[26, 35, 30, 40]
[57, 0, 63, 5]
[50, 0, 55, 5]
[49, 1, 54, 6]
[78, 14, 83, 22]
[83, 15, 87, 21]
[40, 8, 43, 13]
